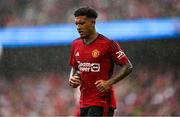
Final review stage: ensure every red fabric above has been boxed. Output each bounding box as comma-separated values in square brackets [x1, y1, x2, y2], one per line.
[74, 105, 80, 117]
[69, 34, 128, 109]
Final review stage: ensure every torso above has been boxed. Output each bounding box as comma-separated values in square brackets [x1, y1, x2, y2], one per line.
[71, 34, 116, 108]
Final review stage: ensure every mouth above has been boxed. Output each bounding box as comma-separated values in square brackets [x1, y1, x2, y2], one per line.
[78, 31, 84, 36]
[78, 30, 83, 33]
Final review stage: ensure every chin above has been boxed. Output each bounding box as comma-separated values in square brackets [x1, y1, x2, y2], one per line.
[80, 35, 87, 39]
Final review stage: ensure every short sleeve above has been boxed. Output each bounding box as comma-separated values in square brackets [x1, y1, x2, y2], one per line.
[108, 41, 128, 66]
[69, 42, 78, 69]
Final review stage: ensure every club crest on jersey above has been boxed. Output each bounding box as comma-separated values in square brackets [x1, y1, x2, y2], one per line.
[92, 49, 100, 58]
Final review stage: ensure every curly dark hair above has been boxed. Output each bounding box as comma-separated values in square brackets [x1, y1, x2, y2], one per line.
[74, 7, 98, 19]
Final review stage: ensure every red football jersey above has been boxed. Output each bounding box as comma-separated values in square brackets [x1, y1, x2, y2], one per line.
[69, 34, 128, 109]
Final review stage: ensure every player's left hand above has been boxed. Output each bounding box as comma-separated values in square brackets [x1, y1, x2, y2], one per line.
[95, 80, 112, 92]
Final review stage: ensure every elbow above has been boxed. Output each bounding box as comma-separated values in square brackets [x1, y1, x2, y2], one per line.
[127, 61, 133, 74]
[128, 64, 133, 73]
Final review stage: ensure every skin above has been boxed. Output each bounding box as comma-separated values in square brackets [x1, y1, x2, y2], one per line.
[69, 15, 133, 92]
[75, 16, 98, 45]
[69, 16, 98, 88]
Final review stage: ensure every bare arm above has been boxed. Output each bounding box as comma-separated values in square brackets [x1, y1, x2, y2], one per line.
[69, 67, 79, 78]
[108, 59, 133, 85]
[95, 60, 133, 92]
[69, 67, 81, 88]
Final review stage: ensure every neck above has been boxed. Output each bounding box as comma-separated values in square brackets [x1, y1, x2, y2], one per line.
[83, 32, 98, 45]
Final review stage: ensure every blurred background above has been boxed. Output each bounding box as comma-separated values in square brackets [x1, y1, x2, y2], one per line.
[0, 0, 180, 116]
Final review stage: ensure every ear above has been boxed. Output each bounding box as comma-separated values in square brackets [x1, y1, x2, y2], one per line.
[92, 19, 96, 24]
[91, 19, 96, 26]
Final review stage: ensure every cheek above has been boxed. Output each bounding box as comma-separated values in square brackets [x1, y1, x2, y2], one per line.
[85, 24, 93, 32]
[83, 25, 90, 32]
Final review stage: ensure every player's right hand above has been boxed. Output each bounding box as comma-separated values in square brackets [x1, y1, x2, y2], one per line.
[69, 75, 81, 88]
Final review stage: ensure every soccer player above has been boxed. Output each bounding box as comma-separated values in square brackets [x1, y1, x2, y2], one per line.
[69, 7, 133, 116]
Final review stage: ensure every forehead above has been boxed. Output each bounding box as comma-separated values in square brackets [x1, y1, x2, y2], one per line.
[75, 16, 89, 22]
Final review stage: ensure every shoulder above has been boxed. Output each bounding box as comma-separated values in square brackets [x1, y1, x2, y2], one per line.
[71, 38, 82, 46]
[98, 34, 119, 47]
[98, 34, 112, 44]
[72, 38, 81, 44]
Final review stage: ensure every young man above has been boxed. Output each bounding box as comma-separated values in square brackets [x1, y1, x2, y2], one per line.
[69, 7, 133, 116]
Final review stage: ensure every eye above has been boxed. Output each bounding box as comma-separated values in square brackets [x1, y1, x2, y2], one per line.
[75, 22, 85, 26]
[80, 22, 84, 25]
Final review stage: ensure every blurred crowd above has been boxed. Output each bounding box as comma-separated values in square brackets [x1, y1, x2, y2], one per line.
[114, 67, 180, 116]
[0, 73, 74, 116]
[0, 0, 179, 116]
[0, 67, 179, 116]
[0, 0, 180, 27]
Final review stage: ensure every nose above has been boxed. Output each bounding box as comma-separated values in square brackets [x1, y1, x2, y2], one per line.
[77, 25, 81, 30]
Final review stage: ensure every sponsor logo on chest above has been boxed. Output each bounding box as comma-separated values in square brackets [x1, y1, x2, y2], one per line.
[76, 49, 101, 72]
[78, 62, 100, 72]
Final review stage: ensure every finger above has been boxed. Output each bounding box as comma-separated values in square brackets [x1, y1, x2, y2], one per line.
[74, 75, 80, 79]
[96, 85, 108, 92]
[69, 78, 80, 85]
[95, 80, 102, 84]
[95, 81, 103, 90]
[69, 80, 80, 87]
[98, 86, 105, 92]
[70, 77, 79, 82]
[70, 80, 80, 85]
[96, 84, 105, 92]
[70, 79, 80, 85]
[95, 83, 102, 89]
[94, 80, 102, 85]
[70, 77, 80, 84]
[69, 81, 73, 87]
